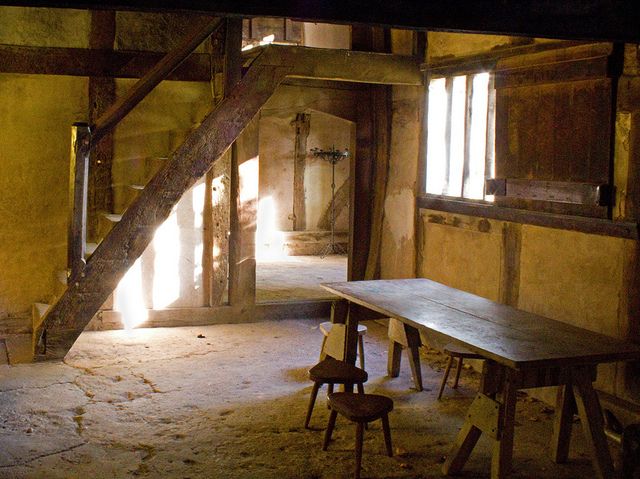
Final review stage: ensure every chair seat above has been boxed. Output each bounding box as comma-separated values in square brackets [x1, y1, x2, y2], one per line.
[320, 321, 367, 337]
[309, 357, 368, 384]
[443, 343, 483, 359]
[328, 392, 393, 423]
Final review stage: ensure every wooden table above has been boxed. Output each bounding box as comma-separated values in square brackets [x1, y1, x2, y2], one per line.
[321, 278, 640, 479]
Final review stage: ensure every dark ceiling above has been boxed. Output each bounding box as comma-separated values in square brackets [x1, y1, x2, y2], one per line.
[2, 1, 640, 42]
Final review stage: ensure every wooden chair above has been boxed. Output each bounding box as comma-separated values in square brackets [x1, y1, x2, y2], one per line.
[437, 343, 483, 400]
[319, 321, 368, 370]
[305, 357, 368, 429]
[323, 392, 394, 479]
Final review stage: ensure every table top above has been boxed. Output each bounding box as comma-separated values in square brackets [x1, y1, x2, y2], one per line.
[321, 278, 640, 370]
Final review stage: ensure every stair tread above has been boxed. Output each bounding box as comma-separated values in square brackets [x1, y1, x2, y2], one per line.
[102, 213, 122, 222]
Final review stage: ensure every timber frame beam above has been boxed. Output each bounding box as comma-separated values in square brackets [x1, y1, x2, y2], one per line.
[35, 45, 423, 360]
[5, 0, 640, 42]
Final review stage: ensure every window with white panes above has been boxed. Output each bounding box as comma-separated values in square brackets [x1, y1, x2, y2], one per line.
[425, 72, 496, 201]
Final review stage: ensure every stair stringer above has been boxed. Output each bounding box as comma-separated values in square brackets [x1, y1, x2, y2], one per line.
[35, 57, 293, 360]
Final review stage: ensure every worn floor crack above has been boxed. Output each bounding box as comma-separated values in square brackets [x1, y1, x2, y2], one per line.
[0, 442, 86, 469]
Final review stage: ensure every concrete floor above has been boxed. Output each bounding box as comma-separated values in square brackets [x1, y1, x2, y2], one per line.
[256, 255, 347, 302]
[0, 318, 611, 479]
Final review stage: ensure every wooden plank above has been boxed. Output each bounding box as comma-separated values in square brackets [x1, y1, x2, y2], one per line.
[87, 10, 116, 242]
[0, 44, 215, 81]
[364, 85, 391, 279]
[93, 300, 331, 329]
[321, 279, 640, 370]
[467, 393, 501, 439]
[67, 123, 91, 281]
[551, 384, 577, 463]
[92, 16, 223, 143]
[35, 51, 292, 360]
[486, 178, 610, 205]
[349, 87, 374, 281]
[259, 45, 422, 86]
[15, 1, 640, 43]
[499, 222, 521, 307]
[292, 113, 310, 231]
[572, 367, 616, 479]
[461, 75, 473, 198]
[203, 25, 230, 307]
[416, 196, 639, 239]
[491, 369, 519, 479]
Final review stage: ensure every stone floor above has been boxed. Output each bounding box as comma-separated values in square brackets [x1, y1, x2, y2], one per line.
[0, 318, 610, 479]
[256, 254, 347, 302]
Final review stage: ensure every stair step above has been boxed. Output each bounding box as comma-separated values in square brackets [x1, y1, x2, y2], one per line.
[4, 334, 34, 364]
[56, 270, 68, 285]
[31, 303, 50, 351]
[0, 315, 32, 335]
[102, 213, 122, 222]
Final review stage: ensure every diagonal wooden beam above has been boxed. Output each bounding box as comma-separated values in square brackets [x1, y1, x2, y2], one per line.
[34, 45, 422, 360]
[92, 16, 223, 143]
[35, 52, 292, 360]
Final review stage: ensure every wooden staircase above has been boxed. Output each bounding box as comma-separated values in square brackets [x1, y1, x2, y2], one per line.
[32, 40, 422, 360]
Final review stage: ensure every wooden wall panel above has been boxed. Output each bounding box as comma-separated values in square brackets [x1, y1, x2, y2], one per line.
[494, 44, 614, 217]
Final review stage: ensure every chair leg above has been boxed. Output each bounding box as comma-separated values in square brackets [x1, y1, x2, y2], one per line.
[358, 335, 365, 370]
[381, 414, 393, 457]
[323, 410, 338, 451]
[438, 355, 454, 400]
[453, 357, 463, 389]
[328, 383, 334, 395]
[355, 422, 364, 479]
[357, 383, 364, 395]
[305, 381, 321, 428]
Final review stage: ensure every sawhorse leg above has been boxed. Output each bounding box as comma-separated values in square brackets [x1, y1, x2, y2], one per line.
[387, 318, 423, 391]
[551, 367, 614, 479]
[443, 361, 517, 479]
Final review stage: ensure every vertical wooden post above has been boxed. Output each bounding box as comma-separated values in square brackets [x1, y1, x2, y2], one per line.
[68, 123, 92, 280]
[87, 10, 115, 242]
[203, 25, 228, 307]
[292, 112, 311, 231]
[225, 18, 252, 310]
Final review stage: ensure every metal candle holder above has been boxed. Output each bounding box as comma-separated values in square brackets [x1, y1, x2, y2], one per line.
[310, 146, 350, 257]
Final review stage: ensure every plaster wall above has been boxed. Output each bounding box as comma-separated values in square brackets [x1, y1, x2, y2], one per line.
[379, 85, 422, 278]
[302, 23, 351, 49]
[427, 32, 554, 61]
[417, 210, 637, 401]
[111, 79, 212, 311]
[0, 74, 88, 323]
[0, 6, 90, 48]
[413, 31, 640, 405]
[0, 0, 93, 330]
[259, 84, 358, 233]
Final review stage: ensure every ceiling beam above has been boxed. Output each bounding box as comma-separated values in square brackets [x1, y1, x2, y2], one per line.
[3, 1, 640, 42]
[0, 44, 213, 81]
